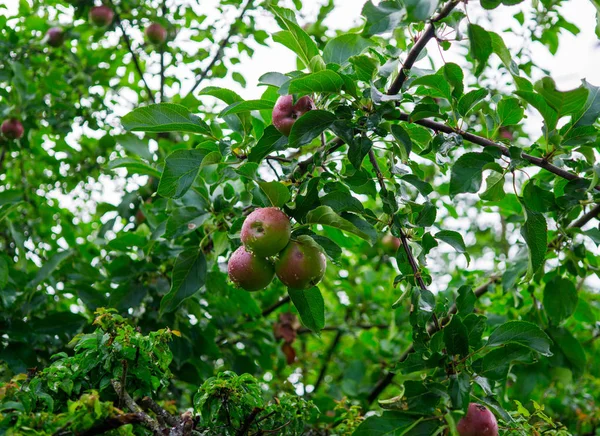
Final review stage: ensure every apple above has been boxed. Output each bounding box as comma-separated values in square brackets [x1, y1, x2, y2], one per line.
[1, 119, 24, 140]
[457, 403, 498, 436]
[89, 5, 114, 27]
[272, 95, 315, 136]
[240, 207, 291, 257]
[46, 27, 65, 47]
[275, 240, 327, 290]
[145, 23, 167, 45]
[227, 246, 275, 292]
[382, 234, 401, 255]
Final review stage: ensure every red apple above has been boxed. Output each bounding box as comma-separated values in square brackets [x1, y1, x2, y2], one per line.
[275, 240, 327, 290]
[272, 95, 315, 136]
[89, 5, 114, 27]
[457, 403, 498, 436]
[227, 246, 275, 292]
[145, 23, 167, 45]
[240, 207, 291, 257]
[1, 119, 24, 140]
[46, 27, 65, 47]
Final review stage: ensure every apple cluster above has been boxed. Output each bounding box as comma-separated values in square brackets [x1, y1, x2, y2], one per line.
[227, 207, 327, 292]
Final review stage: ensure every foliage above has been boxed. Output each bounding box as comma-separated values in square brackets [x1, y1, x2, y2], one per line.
[1, 0, 600, 434]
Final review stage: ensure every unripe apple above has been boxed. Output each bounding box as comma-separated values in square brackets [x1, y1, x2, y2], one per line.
[382, 233, 401, 255]
[145, 23, 167, 45]
[227, 246, 275, 292]
[457, 403, 498, 436]
[272, 95, 315, 136]
[499, 127, 513, 141]
[275, 240, 327, 290]
[89, 5, 114, 27]
[1, 119, 24, 140]
[46, 27, 65, 47]
[241, 207, 291, 257]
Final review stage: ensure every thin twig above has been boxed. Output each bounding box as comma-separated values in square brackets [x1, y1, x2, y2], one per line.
[387, 0, 460, 95]
[313, 330, 343, 393]
[186, 0, 255, 98]
[262, 296, 290, 317]
[108, 0, 155, 102]
[397, 114, 600, 193]
[160, 0, 167, 102]
[368, 148, 441, 330]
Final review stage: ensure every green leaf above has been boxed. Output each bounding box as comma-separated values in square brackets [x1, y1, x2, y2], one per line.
[248, 126, 288, 162]
[288, 286, 325, 333]
[348, 136, 373, 169]
[404, 0, 439, 22]
[306, 206, 373, 243]
[489, 31, 519, 75]
[521, 207, 547, 281]
[515, 90, 558, 131]
[323, 34, 375, 65]
[458, 89, 488, 116]
[28, 250, 72, 289]
[444, 316, 469, 357]
[479, 171, 506, 201]
[391, 124, 412, 162]
[354, 411, 438, 435]
[287, 70, 344, 95]
[449, 152, 494, 197]
[271, 7, 320, 68]
[199, 86, 243, 104]
[349, 55, 379, 82]
[0, 257, 7, 290]
[435, 230, 470, 263]
[160, 248, 207, 315]
[497, 97, 524, 126]
[449, 373, 471, 411]
[547, 326, 586, 374]
[122, 103, 211, 135]
[473, 344, 532, 380]
[574, 80, 600, 126]
[456, 285, 476, 315]
[157, 149, 212, 198]
[0, 202, 23, 223]
[220, 100, 275, 116]
[544, 276, 578, 324]
[410, 74, 452, 101]
[487, 321, 553, 356]
[534, 77, 589, 119]
[107, 233, 147, 250]
[107, 158, 162, 178]
[480, 0, 501, 9]
[361, 1, 405, 37]
[468, 24, 493, 75]
[258, 181, 291, 207]
[288, 110, 336, 148]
